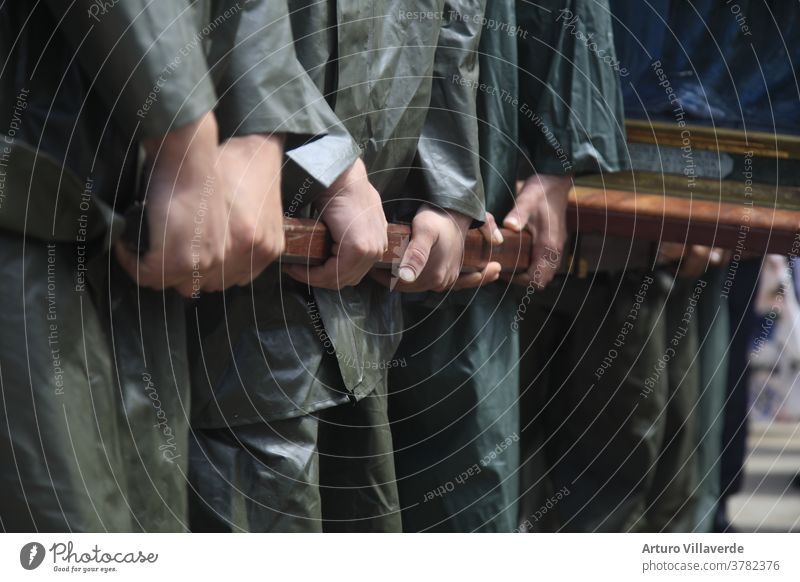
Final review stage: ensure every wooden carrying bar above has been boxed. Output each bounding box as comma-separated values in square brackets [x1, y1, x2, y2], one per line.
[282, 218, 532, 273]
[282, 190, 800, 272]
[570, 121, 800, 256]
[567, 186, 800, 256]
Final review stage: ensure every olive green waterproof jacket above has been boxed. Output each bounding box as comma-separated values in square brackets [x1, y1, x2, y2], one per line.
[0, 0, 335, 531]
[190, 0, 489, 428]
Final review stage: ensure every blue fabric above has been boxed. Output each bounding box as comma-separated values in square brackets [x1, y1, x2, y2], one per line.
[610, 0, 800, 133]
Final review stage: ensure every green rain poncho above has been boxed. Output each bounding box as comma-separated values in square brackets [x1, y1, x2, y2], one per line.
[0, 0, 333, 531]
[187, 0, 488, 532]
[389, 0, 627, 532]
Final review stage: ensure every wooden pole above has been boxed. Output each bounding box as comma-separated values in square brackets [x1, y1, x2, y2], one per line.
[282, 218, 533, 273]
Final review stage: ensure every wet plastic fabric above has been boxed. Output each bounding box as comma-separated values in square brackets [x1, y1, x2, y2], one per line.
[283, 0, 486, 225]
[0, 0, 330, 532]
[390, 0, 628, 532]
[517, 0, 628, 176]
[189, 372, 400, 533]
[610, 0, 800, 133]
[0, 0, 208, 533]
[189, 273, 401, 532]
[187, 0, 487, 532]
[189, 274, 392, 426]
[0, 234, 192, 532]
[280, 0, 488, 402]
[390, 285, 522, 532]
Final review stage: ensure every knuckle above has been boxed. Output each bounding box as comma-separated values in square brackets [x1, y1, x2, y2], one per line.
[447, 271, 460, 289]
[432, 270, 452, 292]
[405, 244, 429, 266]
[349, 239, 375, 259]
[173, 254, 196, 275]
[234, 223, 260, 250]
[254, 238, 284, 263]
[137, 275, 158, 290]
[196, 255, 215, 273]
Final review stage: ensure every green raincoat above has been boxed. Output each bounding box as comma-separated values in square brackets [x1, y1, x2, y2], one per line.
[389, 0, 627, 532]
[187, 0, 488, 532]
[0, 0, 329, 532]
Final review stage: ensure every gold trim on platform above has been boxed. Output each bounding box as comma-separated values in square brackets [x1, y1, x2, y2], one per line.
[575, 171, 800, 211]
[625, 120, 800, 159]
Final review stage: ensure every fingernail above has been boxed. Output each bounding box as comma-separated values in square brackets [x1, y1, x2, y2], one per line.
[398, 267, 416, 282]
[493, 228, 504, 244]
[505, 217, 520, 230]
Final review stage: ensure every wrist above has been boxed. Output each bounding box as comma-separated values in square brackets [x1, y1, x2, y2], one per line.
[314, 158, 368, 209]
[143, 111, 219, 164]
[519, 173, 572, 208]
[447, 210, 472, 238]
[223, 132, 285, 155]
[419, 204, 471, 238]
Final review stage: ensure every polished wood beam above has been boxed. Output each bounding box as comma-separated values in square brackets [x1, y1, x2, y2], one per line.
[567, 185, 800, 255]
[282, 188, 800, 272]
[282, 218, 533, 273]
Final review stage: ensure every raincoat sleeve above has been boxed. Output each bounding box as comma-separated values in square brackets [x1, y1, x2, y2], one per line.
[268, 0, 361, 211]
[281, 124, 362, 210]
[415, 0, 487, 223]
[281, 119, 361, 209]
[516, 0, 628, 176]
[207, 0, 344, 143]
[43, 0, 217, 138]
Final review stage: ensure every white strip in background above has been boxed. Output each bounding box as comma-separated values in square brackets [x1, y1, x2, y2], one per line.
[0, 533, 798, 581]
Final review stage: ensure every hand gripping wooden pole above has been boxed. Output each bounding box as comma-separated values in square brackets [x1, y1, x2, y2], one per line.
[281, 187, 800, 272]
[281, 218, 533, 273]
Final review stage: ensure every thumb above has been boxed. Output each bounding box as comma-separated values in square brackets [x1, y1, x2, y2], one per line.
[503, 198, 533, 232]
[397, 228, 437, 284]
[479, 212, 504, 244]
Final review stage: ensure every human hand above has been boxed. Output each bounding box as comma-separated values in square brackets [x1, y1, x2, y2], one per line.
[371, 204, 474, 292]
[284, 158, 387, 289]
[658, 243, 728, 278]
[201, 132, 285, 290]
[449, 211, 503, 291]
[503, 173, 571, 287]
[115, 112, 227, 297]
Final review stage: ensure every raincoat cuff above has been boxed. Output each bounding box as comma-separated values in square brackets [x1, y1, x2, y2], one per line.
[427, 193, 486, 224]
[527, 132, 630, 176]
[282, 133, 362, 213]
[137, 86, 218, 140]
